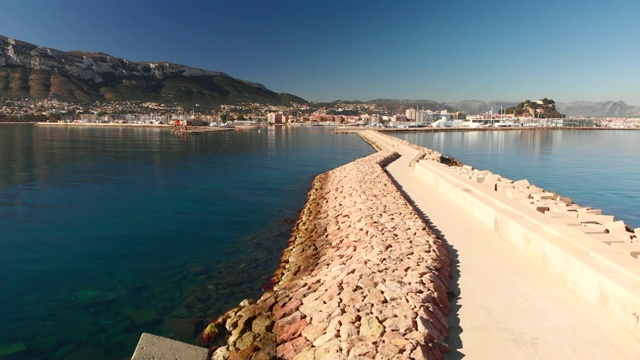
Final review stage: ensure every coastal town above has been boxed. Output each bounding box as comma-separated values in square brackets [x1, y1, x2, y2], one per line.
[4, 1, 640, 359]
[2, 97, 640, 128]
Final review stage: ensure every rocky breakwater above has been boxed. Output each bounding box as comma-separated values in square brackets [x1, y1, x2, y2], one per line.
[204, 149, 452, 359]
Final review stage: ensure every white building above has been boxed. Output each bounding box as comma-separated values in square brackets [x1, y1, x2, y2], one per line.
[405, 108, 417, 120]
[416, 110, 435, 125]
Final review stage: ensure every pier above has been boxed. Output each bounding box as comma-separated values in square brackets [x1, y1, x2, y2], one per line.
[132, 130, 640, 359]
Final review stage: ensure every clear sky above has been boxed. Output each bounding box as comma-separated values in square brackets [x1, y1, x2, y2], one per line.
[1, 0, 639, 104]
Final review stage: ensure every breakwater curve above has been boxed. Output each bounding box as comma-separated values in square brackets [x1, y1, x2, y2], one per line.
[197, 148, 453, 359]
[131, 128, 640, 359]
[360, 129, 640, 358]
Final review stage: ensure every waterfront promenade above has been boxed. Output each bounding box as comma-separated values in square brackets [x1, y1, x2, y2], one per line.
[362, 130, 640, 359]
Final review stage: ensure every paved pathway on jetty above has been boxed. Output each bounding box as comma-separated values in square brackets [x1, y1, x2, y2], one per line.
[362, 130, 640, 359]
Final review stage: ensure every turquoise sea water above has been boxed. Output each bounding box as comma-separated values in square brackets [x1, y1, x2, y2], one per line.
[394, 129, 640, 229]
[0, 125, 373, 359]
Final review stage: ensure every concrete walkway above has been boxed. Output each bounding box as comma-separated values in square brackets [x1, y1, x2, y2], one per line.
[363, 131, 640, 359]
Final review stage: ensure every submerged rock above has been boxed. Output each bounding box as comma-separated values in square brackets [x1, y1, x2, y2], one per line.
[129, 308, 160, 326]
[162, 318, 205, 342]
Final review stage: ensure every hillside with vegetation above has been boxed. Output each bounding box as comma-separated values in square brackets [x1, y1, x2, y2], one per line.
[506, 98, 565, 118]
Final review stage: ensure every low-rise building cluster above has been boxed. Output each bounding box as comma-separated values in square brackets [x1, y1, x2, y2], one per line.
[1, 97, 639, 128]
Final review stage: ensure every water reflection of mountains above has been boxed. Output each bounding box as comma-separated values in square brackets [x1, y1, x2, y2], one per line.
[0, 125, 334, 185]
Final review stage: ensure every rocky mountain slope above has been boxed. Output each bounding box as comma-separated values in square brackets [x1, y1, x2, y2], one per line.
[0, 35, 305, 108]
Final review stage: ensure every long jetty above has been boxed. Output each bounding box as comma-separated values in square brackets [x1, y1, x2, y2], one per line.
[132, 130, 640, 359]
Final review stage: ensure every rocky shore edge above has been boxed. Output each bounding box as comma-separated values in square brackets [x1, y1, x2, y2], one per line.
[200, 145, 452, 359]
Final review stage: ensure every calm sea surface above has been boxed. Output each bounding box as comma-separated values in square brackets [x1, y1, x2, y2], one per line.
[0, 125, 373, 360]
[2, 126, 639, 359]
[394, 129, 640, 229]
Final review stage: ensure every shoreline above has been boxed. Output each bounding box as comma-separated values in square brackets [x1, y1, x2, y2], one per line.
[34, 122, 173, 128]
[335, 126, 640, 134]
[32, 122, 238, 133]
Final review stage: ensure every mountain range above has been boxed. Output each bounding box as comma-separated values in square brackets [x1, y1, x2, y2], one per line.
[1, 35, 639, 117]
[0, 35, 305, 109]
[446, 100, 640, 118]
[555, 101, 640, 117]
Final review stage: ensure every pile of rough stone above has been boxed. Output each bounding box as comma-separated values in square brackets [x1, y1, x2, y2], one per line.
[205, 149, 452, 359]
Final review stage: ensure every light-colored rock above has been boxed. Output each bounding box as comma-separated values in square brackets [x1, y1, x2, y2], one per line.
[212, 346, 231, 360]
[376, 342, 401, 359]
[359, 315, 384, 338]
[312, 331, 337, 348]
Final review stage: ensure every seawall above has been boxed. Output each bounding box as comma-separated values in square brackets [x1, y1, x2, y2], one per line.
[367, 130, 640, 340]
[204, 148, 452, 359]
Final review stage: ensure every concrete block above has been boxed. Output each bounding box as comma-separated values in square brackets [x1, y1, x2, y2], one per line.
[496, 183, 515, 195]
[578, 213, 615, 223]
[547, 201, 570, 209]
[504, 188, 529, 200]
[553, 210, 579, 219]
[578, 222, 609, 234]
[529, 185, 544, 192]
[481, 180, 500, 189]
[610, 242, 640, 258]
[472, 175, 485, 184]
[534, 200, 564, 208]
[556, 196, 574, 205]
[547, 210, 577, 221]
[131, 333, 209, 360]
[513, 179, 530, 188]
[530, 192, 555, 201]
[589, 233, 628, 245]
[603, 220, 627, 233]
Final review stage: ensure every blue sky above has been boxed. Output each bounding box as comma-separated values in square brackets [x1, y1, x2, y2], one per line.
[1, 0, 639, 104]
